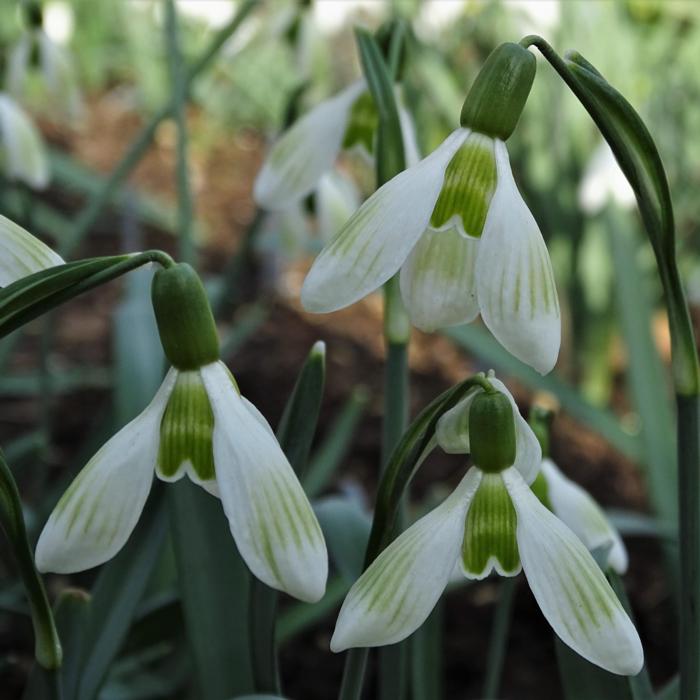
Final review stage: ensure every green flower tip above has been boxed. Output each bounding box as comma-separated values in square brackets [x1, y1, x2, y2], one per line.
[151, 263, 220, 370]
[460, 42, 536, 141]
[469, 391, 516, 472]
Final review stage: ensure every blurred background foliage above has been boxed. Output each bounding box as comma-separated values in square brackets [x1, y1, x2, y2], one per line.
[0, 1, 698, 698]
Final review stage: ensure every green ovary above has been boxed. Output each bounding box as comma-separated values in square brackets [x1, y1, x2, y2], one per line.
[158, 371, 215, 482]
[462, 473, 520, 578]
[342, 91, 378, 155]
[430, 132, 497, 238]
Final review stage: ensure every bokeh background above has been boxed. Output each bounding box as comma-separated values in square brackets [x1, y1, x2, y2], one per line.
[1, 1, 697, 698]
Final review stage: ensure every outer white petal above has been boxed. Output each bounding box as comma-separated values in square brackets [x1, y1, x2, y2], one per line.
[253, 81, 365, 210]
[201, 361, 327, 603]
[488, 378, 541, 484]
[476, 140, 560, 374]
[399, 227, 479, 332]
[316, 170, 361, 244]
[435, 390, 478, 454]
[542, 459, 628, 574]
[35, 369, 178, 573]
[331, 468, 482, 651]
[0, 93, 50, 189]
[302, 129, 468, 313]
[503, 467, 643, 675]
[0, 214, 64, 286]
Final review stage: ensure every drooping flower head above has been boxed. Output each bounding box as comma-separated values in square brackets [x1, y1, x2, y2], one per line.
[36, 263, 328, 603]
[301, 43, 560, 374]
[331, 377, 642, 675]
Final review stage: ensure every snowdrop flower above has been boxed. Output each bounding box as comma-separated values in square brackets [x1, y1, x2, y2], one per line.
[36, 263, 327, 603]
[331, 377, 642, 675]
[0, 214, 63, 286]
[536, 458, 628, 574]
[578, 141, 635, 215]
[253, 80, 420, 211]
[0, 93, 49, 189]
[302, 43, 560, 374]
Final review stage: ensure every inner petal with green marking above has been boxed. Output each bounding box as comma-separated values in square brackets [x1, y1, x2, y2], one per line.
[341, 91, 378, 156]
[462, 472, 520, 578]
[430, 132, 497, 238]
[157, 370, 215, 483]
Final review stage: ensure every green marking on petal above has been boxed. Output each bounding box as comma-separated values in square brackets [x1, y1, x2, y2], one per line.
[341, 91, 378, 155]
[462, 473, 520, 577]
[157, 370, 215, 482]
[430, 132, 496, 238]
[530, 470, 550, 508]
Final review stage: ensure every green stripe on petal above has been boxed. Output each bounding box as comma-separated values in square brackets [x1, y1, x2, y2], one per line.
[462, 472, 520, 579]
[342, 91, 378, 156]
[157, 370, 215, 483]
[429, 132, 496, 238]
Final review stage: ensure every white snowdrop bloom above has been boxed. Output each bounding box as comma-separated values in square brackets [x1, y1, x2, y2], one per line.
[331, 379, 642, 675]
[316, 171, 361, 243]
[0, 93, 50, 189]
[538, 458, 628, 574]
[578, 141, 635, 214]
[36, 264, 327, 603]
[253, 80, 420, 211]
[0, 214, 64, 287]
[301, 43, 560, 374]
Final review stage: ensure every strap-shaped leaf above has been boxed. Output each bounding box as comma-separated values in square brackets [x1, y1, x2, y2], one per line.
[355, 27, 406, 184]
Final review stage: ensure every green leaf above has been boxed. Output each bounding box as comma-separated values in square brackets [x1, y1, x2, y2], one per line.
[304, 387, 368, 499]
[314, 496, 371, 582]
[76, 489, 168, 700]
[54, 589, 91, 699]
[444, 324, 642, 463]
[355, 27, 405, 184]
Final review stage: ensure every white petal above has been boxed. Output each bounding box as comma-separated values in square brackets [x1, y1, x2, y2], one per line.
[35, 370, 178, 573]
[201, 361, 327, 603]
[399, 227, 479, 332]
[435, 390, 478, 454]
[0, 93, 49, 189]
[0, 214, 64, 286]
[302, 129, 468, 313]
[503, 467, 643, 675]
[331, 468, 482, 651]
[542, 459, 628, 574]
[488, 377, 541, 484]
[253, 81, 365, 210]
[477, 140, 560, 374]
[316, 170, 361, 244]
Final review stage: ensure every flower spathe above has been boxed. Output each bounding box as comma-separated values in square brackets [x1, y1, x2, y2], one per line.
[301, 128, 560, 374]
[331, 380, 642, 675]
[36, 360, 328, 603]
[538, 457, 628, 574]
[0, 214, 64, 287]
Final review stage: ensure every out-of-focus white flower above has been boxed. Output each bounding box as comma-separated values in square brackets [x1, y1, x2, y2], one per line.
[578, 142, 635, 214]
[316, 171, 361, 244]
[0, 214, 63, 286]
[0, 93, 50, 189]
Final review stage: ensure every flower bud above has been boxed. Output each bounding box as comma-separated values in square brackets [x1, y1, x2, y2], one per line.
[151, 263, 220, 370]
[469, 391, 516, 473]
[460, 42, 536, 141]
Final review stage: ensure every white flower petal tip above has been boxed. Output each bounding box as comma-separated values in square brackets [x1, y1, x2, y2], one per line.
[0, 214, 64, 287]
[35, 371, 177, 573]
[477, 140, 560, 375]
[541, 459, 628, 574]
[399, 227, 479, 332]
[301, 129, 469, 315]
[0, 93, 50, 189]
[253, 82, 365, 210]
[201, 361, 327, 603]
[330, 469, 481, 652]
[503, 467, 643, 675]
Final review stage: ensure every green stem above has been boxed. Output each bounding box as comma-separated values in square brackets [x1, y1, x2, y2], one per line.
[165, 0, 195, 265]
[0, 450, 62, 670]
[338, 648, 369, 700]
[60, 0, 256, 257]
[482, 577, 517, 699]
[249, 580, 281, 694]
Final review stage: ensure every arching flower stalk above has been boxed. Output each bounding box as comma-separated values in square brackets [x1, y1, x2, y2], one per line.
[36, 263, 328, 603]
[331, 378, 642, 675]
[301, 43, 560, 374]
